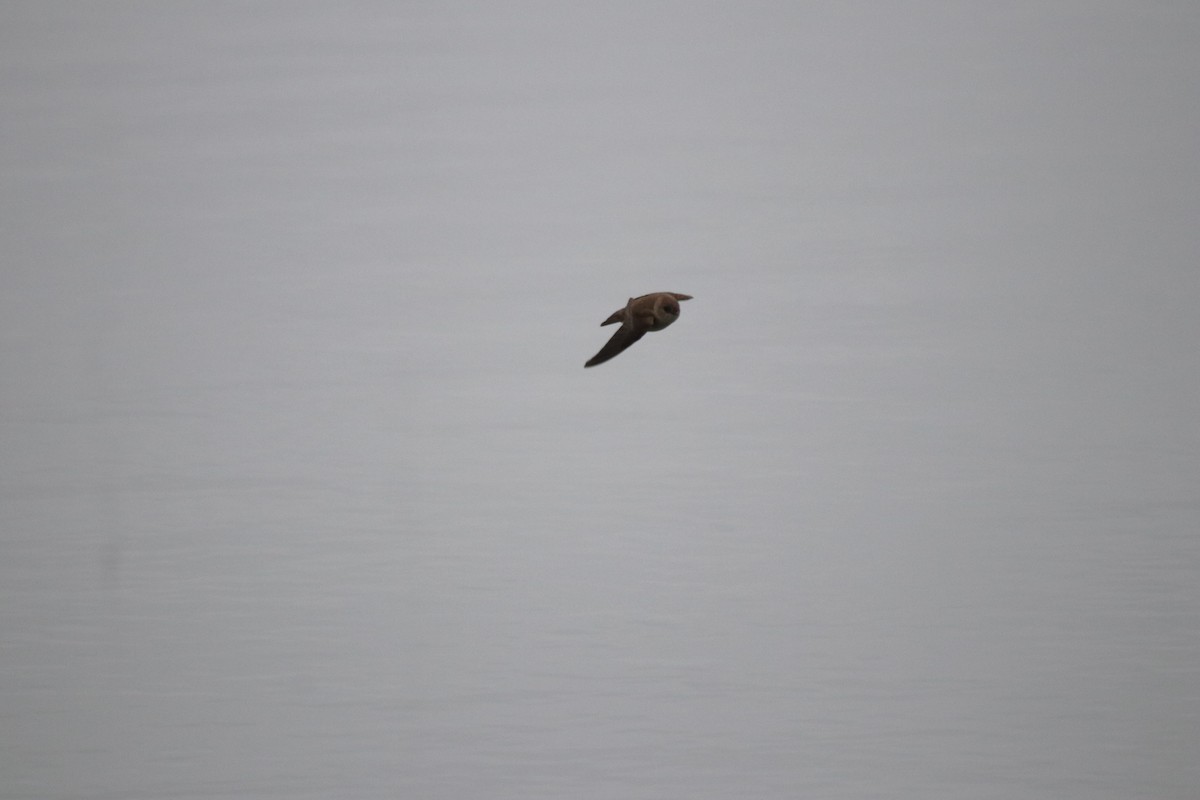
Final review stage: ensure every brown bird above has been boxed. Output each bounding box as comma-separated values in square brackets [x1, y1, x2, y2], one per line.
[584, 292, 693, 367]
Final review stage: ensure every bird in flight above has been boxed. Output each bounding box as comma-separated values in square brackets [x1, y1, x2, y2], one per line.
[584, 292, 693, 367]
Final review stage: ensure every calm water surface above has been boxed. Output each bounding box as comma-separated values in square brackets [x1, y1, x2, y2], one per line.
[2, 4, 1199, 799]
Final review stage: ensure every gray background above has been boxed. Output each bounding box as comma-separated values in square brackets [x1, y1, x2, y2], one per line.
[2, 3, 1198, 798]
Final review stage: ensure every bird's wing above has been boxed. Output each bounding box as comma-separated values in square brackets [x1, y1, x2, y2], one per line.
[584, 326, 646, 367]
[599, 308, 626, 326]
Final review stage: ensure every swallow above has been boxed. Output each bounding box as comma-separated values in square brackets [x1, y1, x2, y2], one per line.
[584, 292, 693, 367]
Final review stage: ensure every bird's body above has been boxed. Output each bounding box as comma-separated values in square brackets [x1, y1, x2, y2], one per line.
[584, 292, 692, 367]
